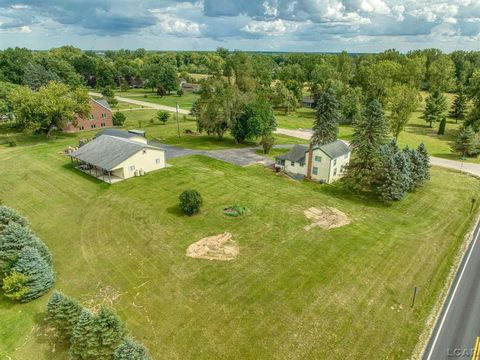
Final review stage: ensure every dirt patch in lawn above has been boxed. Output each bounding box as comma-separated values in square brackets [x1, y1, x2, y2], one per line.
[304, 207, 350, 231]
[186, 232, 239, 261]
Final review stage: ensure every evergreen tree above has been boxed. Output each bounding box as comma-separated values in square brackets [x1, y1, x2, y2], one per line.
[423, 90, 447, 127]
[311, 87, 340, 145]
[115, 338, 151, 360]
[0, 205, 28, 227]
[452, 126, 478, 157]
[437, 117, 447, 135]
[408, 149, 426, 189]
[395, 149, 413, 195]
[417, 143, 431, 182]
[376, 144, 404, 203]
[449, 92, 467, 123]
[70, 308, 95, 359]
[47, 291, 84, 340]
[0, 222, 52, 267]
[11, 246, 55, 302]
[344, 99, 390, 192]
[91, 306, 127, 358]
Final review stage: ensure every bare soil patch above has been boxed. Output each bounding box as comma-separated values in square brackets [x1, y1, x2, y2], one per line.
[186, 232, 239, 261]
[304, 207, 350, 231]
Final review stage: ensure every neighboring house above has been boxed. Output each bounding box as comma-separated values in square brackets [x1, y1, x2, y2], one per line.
[181, 82, 201, 93]
[302, 97, 315, 108]
[275, 140, 351, 183]
[70, 131, 166, 183]
[63, 98, 113, 132]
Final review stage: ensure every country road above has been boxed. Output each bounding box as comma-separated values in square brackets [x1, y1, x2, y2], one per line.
[274, 128, 480, 177]
[88, 92, 190, 115]
[423, 217, 480, 360]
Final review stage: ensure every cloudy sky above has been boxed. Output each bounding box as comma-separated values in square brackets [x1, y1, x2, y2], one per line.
[0, 0, 479, 52]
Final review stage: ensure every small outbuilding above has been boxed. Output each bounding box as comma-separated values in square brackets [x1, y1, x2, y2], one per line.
[70, 131, 166, 183]
[275, 140, 351, 183]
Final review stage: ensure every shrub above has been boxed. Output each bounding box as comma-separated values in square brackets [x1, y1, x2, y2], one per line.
[2, 270, 28, 301]
[0, 205, 28, 227]
[7, 138, 16, 147]
[179, 190, 203, 216]
[113, 112, 126, 126]
[157, 111, 170, 124]
[177, 89, 184, 97]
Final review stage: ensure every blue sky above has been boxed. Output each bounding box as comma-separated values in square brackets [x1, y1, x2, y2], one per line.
[1, 0, 480, 52]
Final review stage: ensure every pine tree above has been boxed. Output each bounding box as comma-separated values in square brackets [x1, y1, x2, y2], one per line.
[437, 117, 446, 135]
[70, 308, 95, 359]
[452, 126, 478, 157]
[91, 306, 127, 359]
[417, 143, 431, 182]
[376, 144, 404, 203]
[423, 90, 447, 127]
[311, 87, 339, 146]
[408, 149, 426, 189]
[115, 338, 151, 360]
[11, 246, 55, 302]
[395, 149, 413, 195]
[0, 205, 28, 227]
[344, 99, 390, 192]
[449, 92, 467, 123]
[0, 222, 52, 267]
[47, 291, 84, 340]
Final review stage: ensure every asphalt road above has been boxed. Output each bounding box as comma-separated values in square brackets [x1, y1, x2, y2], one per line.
[423, 217, 480, 360]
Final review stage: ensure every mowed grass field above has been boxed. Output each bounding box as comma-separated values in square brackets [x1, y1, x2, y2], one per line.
[0, 132, 479, 359]
[118, 88, 199, 110]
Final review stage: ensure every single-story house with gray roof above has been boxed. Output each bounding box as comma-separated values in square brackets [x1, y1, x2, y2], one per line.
[275, 140, 351, 183]
[70, 133, 166, 183]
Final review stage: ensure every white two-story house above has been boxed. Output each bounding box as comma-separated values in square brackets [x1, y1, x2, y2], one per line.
[275, 140, 351, 183]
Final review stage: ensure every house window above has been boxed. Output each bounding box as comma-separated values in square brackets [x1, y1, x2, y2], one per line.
[79, 126, 84, 130]
[90, 114, 94, 120]
[101, 113, 106, 119]
[130, 165, 135, 171]
[312, 167, 318, 175]
[100, 122, 105, 127]
[334, 159, 337, 166]
[315, 155, 322, 162]
[90, 124, 96, 128]
[299, 162, 304, 167]
[291, 161, 295, 166]
[155, 158, 161, 164]
[333, 168, 337, 176]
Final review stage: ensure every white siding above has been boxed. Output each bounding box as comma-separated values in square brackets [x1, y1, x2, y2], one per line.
[283, 159, 307, 176]
[111, 148, 166, 179]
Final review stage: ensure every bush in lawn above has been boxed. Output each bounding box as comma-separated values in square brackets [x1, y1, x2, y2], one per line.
[157, 110, 170, 124]
[223, 205, 246, 217]
[179, 190, 203, 216]
[438, 117, 446, 135]
[113, 112, 126, 126]
[47, 291, 84, 340]
[0, 222, 52, 267]
[2, 270, 28, 301]
[177, 88, 184, 97]
[0, 205, 28, 227]
[7, 138, 16, 147]
[115, 338, 151, 360]
[10, 246, 55, 302]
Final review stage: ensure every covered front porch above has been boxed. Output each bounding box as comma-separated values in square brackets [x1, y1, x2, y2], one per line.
[70, 157, 123, 184]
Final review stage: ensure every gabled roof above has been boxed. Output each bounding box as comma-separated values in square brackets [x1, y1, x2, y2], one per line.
[96, 129, 139, 140]
[92, 98, 112, 111]
[315, 140, 350, 159]
[276, 144, 308, 163]
[71, 135, 164, 171]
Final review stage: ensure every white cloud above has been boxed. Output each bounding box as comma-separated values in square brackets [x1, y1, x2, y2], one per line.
[242, 19, 299, 36]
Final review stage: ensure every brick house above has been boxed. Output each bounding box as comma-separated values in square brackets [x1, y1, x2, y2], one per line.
[63, 98, 113, 132]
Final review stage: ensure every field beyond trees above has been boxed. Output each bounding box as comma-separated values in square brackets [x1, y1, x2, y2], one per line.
[0, 136, 479, 359]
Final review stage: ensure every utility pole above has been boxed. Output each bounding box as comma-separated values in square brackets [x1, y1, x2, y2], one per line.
[176, 102, 180, 138]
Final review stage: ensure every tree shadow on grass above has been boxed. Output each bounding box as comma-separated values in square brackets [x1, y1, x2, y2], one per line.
[60, 163, 110, 188]
[166, 205, 184, 217]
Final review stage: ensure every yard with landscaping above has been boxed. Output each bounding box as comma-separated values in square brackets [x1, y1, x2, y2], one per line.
[0, 120, 479, 359]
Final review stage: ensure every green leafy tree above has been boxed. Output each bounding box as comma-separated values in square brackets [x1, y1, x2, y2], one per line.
[452, 126, 478, 157]
[438, 117, 447, 135]
[426, 56, 456, 92]
[0, 222, 52, 268]
[311, 88, 339, 146]
[260, 135, 275, 155]
[449, 92, 468, 123]
[231, 98, 276, 144]
[179, 190, 203, 216]
[46, 291, 84, 340]
[387, 85, 419, 139]
[0, 205, 28, 227]
[11, 246, 55, 302]
[423, 90, 447, 127]
[70, 308, 95, 359]
[339, 87, 364, 124]
[157, 111, 170, 125]
[344, 100, 390, 192]
[115, 338, 151, 360]
[271, 82, 297, 114]
[112, 112, 126, 126]
[2, 270, 28, 301]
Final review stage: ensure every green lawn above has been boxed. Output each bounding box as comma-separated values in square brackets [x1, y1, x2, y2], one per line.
[118, 89, 199, 110]
[0, 137, 479, 359]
